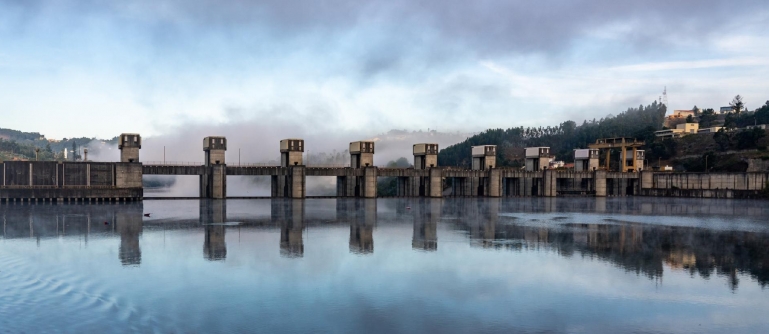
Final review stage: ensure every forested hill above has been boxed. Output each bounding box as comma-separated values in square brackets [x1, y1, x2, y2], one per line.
[438, 101, 667, 167]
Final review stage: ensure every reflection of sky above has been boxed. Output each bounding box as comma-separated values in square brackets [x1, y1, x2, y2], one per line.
[1, 198, 769, 333]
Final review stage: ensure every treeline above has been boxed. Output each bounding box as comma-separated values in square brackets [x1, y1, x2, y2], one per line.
[438, 101, 667, 167]
[0, 128, 43, 141]
[0, 139, 55, 161]
[0, 126, 104, 161]
[731, 100, 769, 128]
[377, 157, 412, 196]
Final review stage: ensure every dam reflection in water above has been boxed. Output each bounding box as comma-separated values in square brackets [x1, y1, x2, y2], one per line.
[1, 198, 769, 291]
[2, 197, 769, 333]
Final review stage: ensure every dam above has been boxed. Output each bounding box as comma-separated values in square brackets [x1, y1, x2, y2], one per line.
[1, 133, 767, 202]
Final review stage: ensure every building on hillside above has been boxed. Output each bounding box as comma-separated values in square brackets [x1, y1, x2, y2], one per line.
[671, 109, 696, 118]
[549, 160, 565, 169]
[663, 109, 697, 127]
[743, 124, 768, 130]
[697, 126, 723, 134]
[718, 106, 746, 114]
[655, 123, 700, 139]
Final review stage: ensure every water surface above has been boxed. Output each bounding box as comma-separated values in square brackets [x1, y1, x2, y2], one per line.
[1, 197, 768, 333]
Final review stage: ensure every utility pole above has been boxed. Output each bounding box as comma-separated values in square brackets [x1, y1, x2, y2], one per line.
[163, 146, 166, 164]
[238, 148, 241, 166]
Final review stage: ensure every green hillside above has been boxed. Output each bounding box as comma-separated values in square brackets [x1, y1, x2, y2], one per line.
[438, 101, 667, 167]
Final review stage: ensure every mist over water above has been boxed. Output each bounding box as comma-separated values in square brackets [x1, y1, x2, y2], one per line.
[1, 197, 769, 333]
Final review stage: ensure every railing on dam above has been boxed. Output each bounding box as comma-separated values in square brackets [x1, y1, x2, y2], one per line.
[142, 162, 350, 168]
[0, 185, 117, 189]
[143, 161, 204, 166]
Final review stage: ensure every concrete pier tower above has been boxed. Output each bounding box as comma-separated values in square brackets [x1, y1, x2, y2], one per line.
[204, 136, 227, 166]
[412, 144, 442, 197]
[119, 133, 141, 163]
[472, 145, 496, 170]
[337, 141, 377, 198]
[574, 149, 599, 171]
[280, 139, 304, 167]
[116, 134, 143, 190]
[201, 136, 227, 199]
[273, 139, 305, 198]
[629, 150, 645, 171]
[349, 141, 375, 168]
[413, 143, 438, 169]
[524, 147, 550, 171]
[470, 145, 496, 197]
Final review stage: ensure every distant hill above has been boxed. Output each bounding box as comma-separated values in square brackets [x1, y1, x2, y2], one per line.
[0, 128, 44, 142]
[0, 127, 107, 161]
[438, 101, 667, 167]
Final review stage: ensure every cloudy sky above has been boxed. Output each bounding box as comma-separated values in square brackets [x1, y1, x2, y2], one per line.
[2, 0, 768, 140]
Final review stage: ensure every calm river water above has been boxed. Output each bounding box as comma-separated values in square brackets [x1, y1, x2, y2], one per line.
[1, 197, 768, 333]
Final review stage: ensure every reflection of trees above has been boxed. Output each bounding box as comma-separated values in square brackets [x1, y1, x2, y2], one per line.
[447, 199, 499, 249]
[455, 218, 769, 289]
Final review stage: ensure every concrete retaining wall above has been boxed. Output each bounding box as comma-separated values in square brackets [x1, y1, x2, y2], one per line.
[1, 161, 142, 200]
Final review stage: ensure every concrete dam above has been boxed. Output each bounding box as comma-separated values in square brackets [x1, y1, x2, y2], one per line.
[1, 134, 767, 202]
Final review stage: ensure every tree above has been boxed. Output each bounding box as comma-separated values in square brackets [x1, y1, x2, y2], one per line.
[699, 108, 717, 128]
[686, 115, 695, 123]
[724, 113, 738, 130]
[736, 127, 766, 150]
[730, 95, 745, 115]
[714, 128, 731, 151]
[692, 105, 700, 115]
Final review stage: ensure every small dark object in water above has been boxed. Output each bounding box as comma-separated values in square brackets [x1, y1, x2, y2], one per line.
[104, 221, 109, 225]
[406, 206, 411, 210]
[144, 213, 151, 217]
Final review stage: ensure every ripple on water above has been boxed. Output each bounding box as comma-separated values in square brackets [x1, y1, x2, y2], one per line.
[0, 253, 163, 333]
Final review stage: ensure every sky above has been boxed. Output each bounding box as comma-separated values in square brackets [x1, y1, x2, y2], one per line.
[1, 0, 769, 140]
